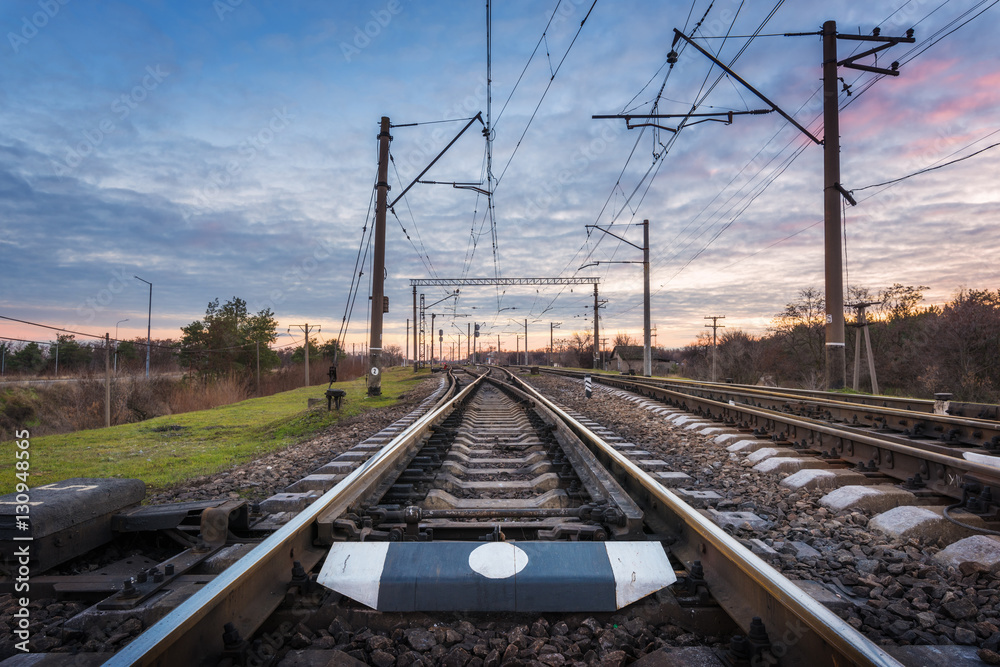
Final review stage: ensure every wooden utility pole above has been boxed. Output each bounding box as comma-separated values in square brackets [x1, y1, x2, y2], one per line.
[369, 116, 391, 396]
[704, 316, 726, 382]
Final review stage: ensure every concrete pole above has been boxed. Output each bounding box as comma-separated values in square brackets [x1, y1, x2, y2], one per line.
[412, 287, 418, 373]
[467, 323, 471, 362]
[642, 219, 651, 377]
[593, 283, 600, 370]
[524, 319, 528, 366]
[430, 314, 436, 367]
[304, 323, 310, 387]
[368, 116, 391, 396]
[823, 21, 846, 390]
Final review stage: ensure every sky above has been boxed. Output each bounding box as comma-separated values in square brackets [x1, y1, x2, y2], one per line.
[1, 0, 998, 358]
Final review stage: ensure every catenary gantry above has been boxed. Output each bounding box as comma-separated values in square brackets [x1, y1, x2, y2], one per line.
[409, 278, 602, 368]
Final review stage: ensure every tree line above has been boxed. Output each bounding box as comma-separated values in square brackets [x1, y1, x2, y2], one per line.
[0, 297, 356, 378]
[672, 285, 1000, 401]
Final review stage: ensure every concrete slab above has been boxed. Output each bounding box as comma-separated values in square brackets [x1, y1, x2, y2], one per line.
[200, 543, 257, 574]
[0, 478, 146, 571]
[333, 451, 372, 462]
[670, 415, 698, 425]
[714, 433, 745, 445]
[932, 534, 1000, 570]
[654, 471, 693, 487]
[285, 474, 346, 493]
[695, 427, 728, 436]
[674, 488, 722, 508]
[703, 509, 771, 531]
[259, 492, 320, 514]
[870, 505, 987, 543]
[789, 541, 822, 559]
[819, 485, 916, 514]
[780, 469, 869, 491]
[753, 457, 830, 475]
[612, 441, 638, 449]
[313, 461, 356, 475]
[748, 538, 779, 558]
[726, 439, 771, 453]
[683, 421, 716, 431]
[636, 459, 672, 469]
[794, 579, 859, 613]
[743, 447, 798, 465]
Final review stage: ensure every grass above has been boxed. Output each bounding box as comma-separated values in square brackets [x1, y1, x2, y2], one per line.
[0, 367, 431, 495]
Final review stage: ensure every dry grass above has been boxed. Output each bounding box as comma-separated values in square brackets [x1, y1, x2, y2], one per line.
[0, 359, 375, 440]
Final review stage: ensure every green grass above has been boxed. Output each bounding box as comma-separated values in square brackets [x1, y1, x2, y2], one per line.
[0, 367, 431, 495]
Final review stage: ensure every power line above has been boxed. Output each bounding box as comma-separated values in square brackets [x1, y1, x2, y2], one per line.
[853, 137, 1000, 192]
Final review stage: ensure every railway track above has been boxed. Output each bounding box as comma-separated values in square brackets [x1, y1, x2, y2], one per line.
[541, 369, 1000, 510]
[5, 367, 999, 665]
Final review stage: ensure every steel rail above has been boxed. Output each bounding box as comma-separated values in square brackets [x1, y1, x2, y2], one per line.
[539, 367, 1000, 421]
[106, 372, 477, 666]
[637, 378, 1000, 451]
[693, 380, 1000, 421]
[502, 369, 905, 667]
[564, 371, 1000, 499]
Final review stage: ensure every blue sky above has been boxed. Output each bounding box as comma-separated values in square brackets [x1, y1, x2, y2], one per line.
[1, 0, 998, 356]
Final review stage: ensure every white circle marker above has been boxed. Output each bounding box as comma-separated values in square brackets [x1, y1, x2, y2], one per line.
[468, 542, 529, 579]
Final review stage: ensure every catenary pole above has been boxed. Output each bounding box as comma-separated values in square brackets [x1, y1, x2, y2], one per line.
[368, 116, 391, 396]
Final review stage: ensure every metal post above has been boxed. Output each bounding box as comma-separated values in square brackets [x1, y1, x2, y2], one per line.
[105, 333, 111, 428]
[304, 323, 310, 387]
[114, 318, 128, 373]
[430, 314, 436, 367]
[368, 116, 391, 396]
[642, 219, 651, 377]
[467, 322, 471, 362]
[134, 275, 152, 379]
[412, 287, 418, 372]
[256, 339, 261, 396]
[823, 21, 846, 389]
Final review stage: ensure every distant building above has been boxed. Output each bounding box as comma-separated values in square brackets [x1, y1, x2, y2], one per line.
[609, 345, 675, 375]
